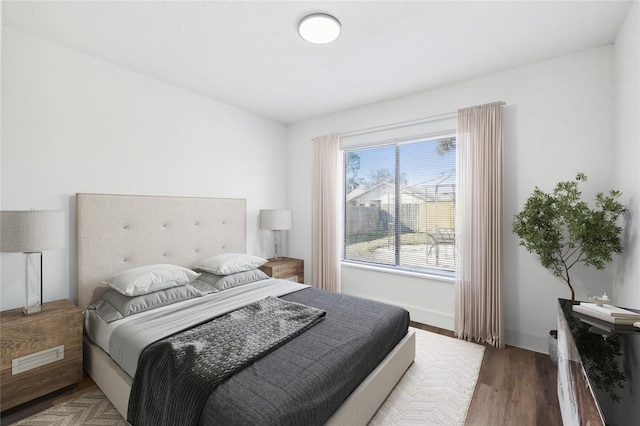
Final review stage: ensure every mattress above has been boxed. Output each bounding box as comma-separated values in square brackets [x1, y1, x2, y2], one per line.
[85, 279, 409, 425]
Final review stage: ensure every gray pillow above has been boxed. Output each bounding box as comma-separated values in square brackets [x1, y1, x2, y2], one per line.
[196, 269, 270, 291]
[193, 253, 267, 275]
[91, 284, 203, 323]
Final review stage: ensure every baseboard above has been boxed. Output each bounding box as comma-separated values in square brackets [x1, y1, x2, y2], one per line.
[344, 294, 547, 353]
[357, 296, 455, 331]
[408, 311, 548, 354]
[408, 306, 454, 330]
[505, 328, 549, 354]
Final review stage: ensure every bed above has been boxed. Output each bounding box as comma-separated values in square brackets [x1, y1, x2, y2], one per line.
[77, 193, 415, 425]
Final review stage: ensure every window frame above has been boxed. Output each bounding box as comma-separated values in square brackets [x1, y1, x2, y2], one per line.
[341, 131, 457, 278]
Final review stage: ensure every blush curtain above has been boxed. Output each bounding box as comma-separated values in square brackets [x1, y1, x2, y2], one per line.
[312, 133, 342, 293]
[455, 101, 504, 348]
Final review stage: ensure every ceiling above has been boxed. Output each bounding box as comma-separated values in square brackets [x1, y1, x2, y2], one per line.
[2, 1, 633, 124]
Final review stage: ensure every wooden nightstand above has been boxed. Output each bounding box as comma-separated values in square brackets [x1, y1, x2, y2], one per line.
[259, 257, 304, 283]
[0, 299, 83, 411]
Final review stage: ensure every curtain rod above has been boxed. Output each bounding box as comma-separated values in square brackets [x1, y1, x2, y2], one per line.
[340, 101, 506, 139]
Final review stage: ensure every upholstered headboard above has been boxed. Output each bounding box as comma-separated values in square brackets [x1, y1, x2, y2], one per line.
[76, 193, 246, 310]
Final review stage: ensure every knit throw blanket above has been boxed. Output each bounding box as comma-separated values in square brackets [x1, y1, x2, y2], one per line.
[127, 296, 326, 426]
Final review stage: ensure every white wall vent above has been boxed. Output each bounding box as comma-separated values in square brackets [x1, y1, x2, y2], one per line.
[12, 345, 64, 375]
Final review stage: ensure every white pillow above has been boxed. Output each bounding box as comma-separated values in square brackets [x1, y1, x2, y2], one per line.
[103, 264, 200, 296]
[193, 253, 268, 275]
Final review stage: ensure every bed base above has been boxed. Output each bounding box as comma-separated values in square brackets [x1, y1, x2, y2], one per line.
[84, 329, 415, 425]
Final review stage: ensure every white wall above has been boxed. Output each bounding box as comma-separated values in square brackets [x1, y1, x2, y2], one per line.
[288, 46, 617, 353]
[0, 28, 288, 310]
[613, 2, 640, 309]
[3, 11, 635, 354]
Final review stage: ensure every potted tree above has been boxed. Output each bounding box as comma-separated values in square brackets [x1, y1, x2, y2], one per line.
[512, 173, 626, 300]
[512, 173, 626, 363]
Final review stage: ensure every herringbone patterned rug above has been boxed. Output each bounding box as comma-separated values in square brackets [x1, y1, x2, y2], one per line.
[369, 328, 485, 425]
[12, 328, 484, 426]
[12, 390, 127, 425]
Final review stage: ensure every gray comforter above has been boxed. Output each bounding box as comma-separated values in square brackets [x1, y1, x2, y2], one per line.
[128, 297, 327, 426]
[198, 288, 409, 426]
[113, 281, 409, 425]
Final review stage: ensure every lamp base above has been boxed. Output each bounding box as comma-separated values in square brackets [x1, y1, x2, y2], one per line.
[23, 252, 43, 316]
[272, 230, 284, 261]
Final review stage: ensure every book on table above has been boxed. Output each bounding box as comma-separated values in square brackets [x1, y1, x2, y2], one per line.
[572, 303, 640, 325]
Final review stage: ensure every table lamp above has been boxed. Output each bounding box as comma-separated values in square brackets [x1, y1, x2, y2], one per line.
[1, 210, 65, 315]
[260, 209, 292, 261]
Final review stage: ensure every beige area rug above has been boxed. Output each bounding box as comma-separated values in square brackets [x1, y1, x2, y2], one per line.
[11, 390, 128, 425]
[369, 328, 485, 425]
[12, 328, 484, 426]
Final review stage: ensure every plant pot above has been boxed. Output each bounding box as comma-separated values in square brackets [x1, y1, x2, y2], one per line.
[548, 329, 558, 365]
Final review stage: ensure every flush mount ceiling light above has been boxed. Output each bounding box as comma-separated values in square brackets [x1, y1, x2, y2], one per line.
[298, 13, 341, 44]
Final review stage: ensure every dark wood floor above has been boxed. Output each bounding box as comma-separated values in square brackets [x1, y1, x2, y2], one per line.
[411, 322, 563, 426]
[1, 322, 562, 425]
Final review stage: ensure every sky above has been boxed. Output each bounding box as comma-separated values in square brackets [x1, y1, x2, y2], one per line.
[347, 137, 456, 189]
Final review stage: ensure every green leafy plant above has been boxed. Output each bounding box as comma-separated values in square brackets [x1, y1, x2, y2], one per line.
[512, 173, 626, 300]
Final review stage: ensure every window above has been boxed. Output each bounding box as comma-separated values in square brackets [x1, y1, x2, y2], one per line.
[343, 135, 456, 275]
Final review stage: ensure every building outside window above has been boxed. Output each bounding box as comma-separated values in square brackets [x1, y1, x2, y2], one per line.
[343, 135, 456, 276]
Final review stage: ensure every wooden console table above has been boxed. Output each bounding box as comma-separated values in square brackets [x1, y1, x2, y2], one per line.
[557, 299, 639, 425]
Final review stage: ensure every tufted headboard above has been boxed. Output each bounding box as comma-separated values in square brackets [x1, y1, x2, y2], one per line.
[76, 193, 246, 311]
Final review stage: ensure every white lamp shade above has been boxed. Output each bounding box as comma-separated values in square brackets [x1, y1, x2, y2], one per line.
[260, 209, 293, 231]
[1, 210, 65, 253]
